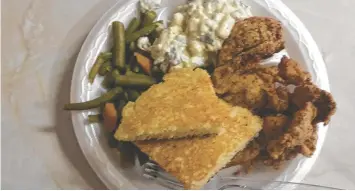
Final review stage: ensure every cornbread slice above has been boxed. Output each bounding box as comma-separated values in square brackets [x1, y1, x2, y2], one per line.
[114, 68, 233, 141]
[135, 106, 263, 189]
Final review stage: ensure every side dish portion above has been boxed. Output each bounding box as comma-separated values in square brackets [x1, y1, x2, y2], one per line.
[150, 0, 252, 71]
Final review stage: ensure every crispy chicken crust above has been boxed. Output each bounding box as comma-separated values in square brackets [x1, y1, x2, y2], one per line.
[215, 35, 336, 169]
[278, 56, 311, 85]
[213, 64, 289, 113]
[267, 102, 317, 160]
[292, 84, 336, 125]
[262, 114, 290, 141]
[218, 17, 284, 69]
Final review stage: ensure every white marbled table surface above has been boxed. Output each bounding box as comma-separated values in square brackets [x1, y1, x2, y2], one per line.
[2, 0, 355, 189]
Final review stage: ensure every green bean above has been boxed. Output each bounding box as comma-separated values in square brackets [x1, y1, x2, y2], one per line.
[123, 91, 129, 101]
[88, 114, 102, 123]
[101, 72, 115, 89]
[125, 17, 140, 35]
[117, 70, 147, 77]
[125, 64, 132, 73]
[64, 87, 123, 110]
[126, 89, 141, 101]
[112, 73, 157, 87]
[111, 69, 120, 77]
[129, 41, 136, 51]
[115, 99, 127, 119]
[126, 70, 145, 77]
[115, 99, 126, 111]
[132, 65, 141, 73]
[112, 21, 126, 71]
[127, 56, 137, 72]
[148, 21, 163, 42]
[88, 53, 106, 83]
[101, 52, 113, 60]
[126, 22, 159, 43]
[142, 11, 157, 26]
[98, 61, 113, 76]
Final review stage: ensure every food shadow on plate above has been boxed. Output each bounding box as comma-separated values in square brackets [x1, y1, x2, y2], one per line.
[107, 136, 149, 168]
[53, 1, 120, 189]
[54, 51, 106, 189]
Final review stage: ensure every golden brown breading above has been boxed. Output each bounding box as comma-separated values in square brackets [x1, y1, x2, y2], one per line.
[218, 17, 284, 69]
[299, 127, 318, 157]
[267, 102, 317, 160]
[264, 86, 289, 112]
[213, 66, 289, 113]
[212, 15, 336, 171]
[250, 66, 285, 85]
[212, 61, 260, 94]
[291, 84, 320, 108]
[262, 114, 290, 141]
[263, 126, 317, 169]
[135, 107, 263, 189]
[292, 84, 336, 124]
[213, 16, 286, 106]
[313, 90, 337, 124]
[115, 68, 233, 141]
[216, 73, 267, 110]
[278, 56, 311, 85]
[263, 147, 299, 169]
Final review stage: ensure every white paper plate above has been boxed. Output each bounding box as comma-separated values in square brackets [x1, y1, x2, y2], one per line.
[70, 0, 330, 189]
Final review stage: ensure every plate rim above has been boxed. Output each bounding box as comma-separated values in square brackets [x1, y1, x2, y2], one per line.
[69, 0, 330, 189]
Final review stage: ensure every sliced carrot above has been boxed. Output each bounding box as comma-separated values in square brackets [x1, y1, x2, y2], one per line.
[134, 52, 152, 75]
[103, 103, 117, 132]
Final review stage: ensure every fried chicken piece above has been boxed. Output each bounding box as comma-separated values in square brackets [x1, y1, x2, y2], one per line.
[267, 102, 317, 160]
[250, 66, 285, 85]
[263, 114, 290, 141]
[291, 84, 320, 108]
[218, 17, 284, 69]
[212, 60, 260, 93]
[246, 66, 289, 112]
[313, 91, 337, 124]
[216, 73, 268, 110]
[226, 140, 260, 168]
[213, 17, 288, 113]
[255, 114, 292, 169]
[264, 86, 289, 112]
[299, 127, 318, 157]
[263, 147, 299, 169]
[292, 84, 336, 124]
[214, 65, 289, 113]
[278, 56, 311, 85]
[264, 126, 317, 169]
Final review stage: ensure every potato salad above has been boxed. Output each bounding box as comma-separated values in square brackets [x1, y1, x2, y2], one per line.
[149, 0, 252, 71]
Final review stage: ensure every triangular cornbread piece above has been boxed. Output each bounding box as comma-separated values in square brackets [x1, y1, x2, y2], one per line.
[115, 68, 232, 141]
[135, 106, 262, 189]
